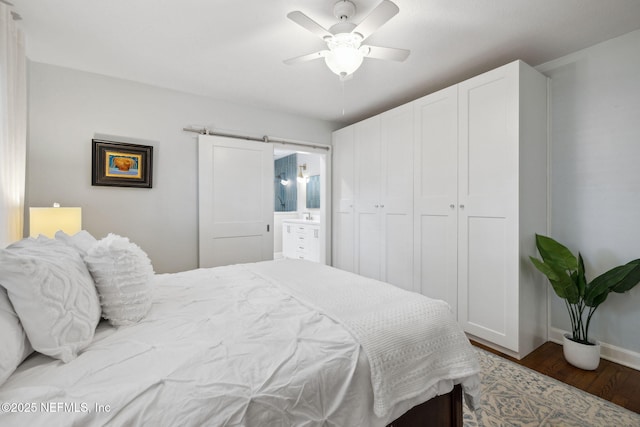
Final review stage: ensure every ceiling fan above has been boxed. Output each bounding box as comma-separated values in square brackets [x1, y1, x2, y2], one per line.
[284, 0, 410, 80]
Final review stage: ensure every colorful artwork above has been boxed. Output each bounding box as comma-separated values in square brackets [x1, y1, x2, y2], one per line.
[105, 151, 143, 179]
[92, 140, 153, 188]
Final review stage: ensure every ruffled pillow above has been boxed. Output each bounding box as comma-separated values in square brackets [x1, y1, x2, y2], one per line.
[84, 234, 154, 326]
[0, 237, 101, 362]
[0, 287, 33, 385]
[55, 230, 98, 258]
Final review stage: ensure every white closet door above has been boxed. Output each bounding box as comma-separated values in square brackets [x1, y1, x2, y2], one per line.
[413, 86, 459, 312]
[354, 116, 381, 280]
[198, 135, 274, 268]
[457, 63, 520, 350]
[380, 103, 414, 291]
[332, 126, 355, 272]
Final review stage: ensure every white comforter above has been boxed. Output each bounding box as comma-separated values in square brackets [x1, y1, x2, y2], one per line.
[0, 260, 480, 426]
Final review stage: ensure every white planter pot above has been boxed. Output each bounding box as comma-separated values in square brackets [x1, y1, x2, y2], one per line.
[563, 334, 601, 370]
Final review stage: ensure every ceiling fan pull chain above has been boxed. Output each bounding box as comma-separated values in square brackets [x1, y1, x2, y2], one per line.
[341, 79, 346, 116]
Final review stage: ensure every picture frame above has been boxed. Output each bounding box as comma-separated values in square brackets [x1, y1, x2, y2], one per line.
[92, 139, 153, 188]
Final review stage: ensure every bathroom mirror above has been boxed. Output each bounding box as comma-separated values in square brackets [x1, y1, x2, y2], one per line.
[306, 175, 320, 209]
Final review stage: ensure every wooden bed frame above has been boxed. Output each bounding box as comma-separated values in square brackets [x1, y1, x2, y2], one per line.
[387, 384, 462, 427]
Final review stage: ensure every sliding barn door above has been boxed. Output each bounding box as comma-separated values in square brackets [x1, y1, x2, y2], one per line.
[198, 135, 274, 268]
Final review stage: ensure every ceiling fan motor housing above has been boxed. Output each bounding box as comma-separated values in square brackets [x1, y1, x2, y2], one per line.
[333, 0, 356, 21]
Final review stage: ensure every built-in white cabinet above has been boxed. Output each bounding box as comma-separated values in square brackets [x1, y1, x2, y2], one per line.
[413, 85, 459, 316]
[333, 60, 548, 359]
[283, 220, 320, 262]
[378, 103, 414, 290]
[455, 61, 548, 358]
[350, 103, 414, 290]
[332, 126, 355, 272]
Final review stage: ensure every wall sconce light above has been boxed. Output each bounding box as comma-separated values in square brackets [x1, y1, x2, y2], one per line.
[297, 164, 309, 183]
[276, 173, 289, 186]
[29, 203, 82, 238]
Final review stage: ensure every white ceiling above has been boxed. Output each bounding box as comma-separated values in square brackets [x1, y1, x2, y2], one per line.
[12, 0, 640, 125]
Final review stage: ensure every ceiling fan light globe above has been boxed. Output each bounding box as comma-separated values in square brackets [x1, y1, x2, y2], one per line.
[325, 45, 363, 77]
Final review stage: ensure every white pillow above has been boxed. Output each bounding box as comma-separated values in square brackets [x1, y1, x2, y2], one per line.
[0, 238, 101, 363]
[0, 287, 33, 386]
[84, 234, 154, 326]
[55, 230, 98, 258]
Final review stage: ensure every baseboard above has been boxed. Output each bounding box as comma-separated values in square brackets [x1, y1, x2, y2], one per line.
[549, 327, 640, 371]
[466, 334, 524, 360]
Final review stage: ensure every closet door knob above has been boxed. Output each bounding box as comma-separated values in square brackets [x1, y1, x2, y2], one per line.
[374, 204, 379, 208]
[449, 204, 455, 209]
[459, 204, 465, 209]
[380, 204, 385, 208]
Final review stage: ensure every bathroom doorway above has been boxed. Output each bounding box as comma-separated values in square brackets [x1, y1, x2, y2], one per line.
[272, 146, 330, 264]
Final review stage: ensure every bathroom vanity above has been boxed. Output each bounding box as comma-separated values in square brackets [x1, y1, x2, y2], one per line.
[282, 219, 320, 262]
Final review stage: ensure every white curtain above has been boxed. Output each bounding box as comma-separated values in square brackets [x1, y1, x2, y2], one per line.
[0, 3, 27, 247]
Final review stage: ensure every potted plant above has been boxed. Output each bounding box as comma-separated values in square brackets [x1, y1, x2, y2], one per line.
[529, 234, 640, 370]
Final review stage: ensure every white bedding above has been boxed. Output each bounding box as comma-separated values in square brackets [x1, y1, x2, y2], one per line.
[0, 259, 480, 426]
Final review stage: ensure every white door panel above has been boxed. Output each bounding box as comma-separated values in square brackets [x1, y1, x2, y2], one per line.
[413, 86, 459, 313]
[210, 236, 264, 267]
[354, 117, 382, 278]
[419, 214, 453, 302]
[198, 135, 273, 268]
[380, 104, 414, 289]
[332, 126, 355, 272]
[457, 62, 519, 350]
[356, 211, 380, 279]
[383, 212, 413, 290]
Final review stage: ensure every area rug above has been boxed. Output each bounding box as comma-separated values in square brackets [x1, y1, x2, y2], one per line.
[463, 348, 640, 426]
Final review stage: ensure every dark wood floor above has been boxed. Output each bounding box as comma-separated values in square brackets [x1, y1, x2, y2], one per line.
[471, 341, 640, 414]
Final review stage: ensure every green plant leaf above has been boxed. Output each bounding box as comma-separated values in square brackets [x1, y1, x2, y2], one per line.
[611, 259, 640, 293]
[577, 253, 587, 297]
[535, 234, 578, 271]
[585, 263, 638, 306]
[587, 291, 609, 309]
[530, 256, 579, 303]
[531, 234, 640, 338]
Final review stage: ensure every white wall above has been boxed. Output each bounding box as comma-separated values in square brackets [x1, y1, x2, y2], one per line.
[27, 62, 339, 273]
[537, 29, 640, 359]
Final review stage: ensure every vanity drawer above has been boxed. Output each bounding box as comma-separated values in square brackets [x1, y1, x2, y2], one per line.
[296, 226, 319, 238]
[282, 222, 320, 262]
[294, 225, 311, 236]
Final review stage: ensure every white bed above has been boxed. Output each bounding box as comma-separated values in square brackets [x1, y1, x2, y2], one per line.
[0, 240, 480, 426]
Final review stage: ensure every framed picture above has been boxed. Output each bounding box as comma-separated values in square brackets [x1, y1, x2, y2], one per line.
[92, 139, 153, 188]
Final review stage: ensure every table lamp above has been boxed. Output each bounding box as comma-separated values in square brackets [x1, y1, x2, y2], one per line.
[29, 203, 82, 238]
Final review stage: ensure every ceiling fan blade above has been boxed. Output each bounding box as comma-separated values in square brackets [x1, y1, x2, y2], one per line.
[362, 45, 410, 62]
[287, 11, 333, 40]
[283, 50, 329, 65]
[352, 0, 399, 41]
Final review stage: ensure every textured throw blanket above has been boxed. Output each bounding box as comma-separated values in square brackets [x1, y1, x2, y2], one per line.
[249, 259, 481, 417]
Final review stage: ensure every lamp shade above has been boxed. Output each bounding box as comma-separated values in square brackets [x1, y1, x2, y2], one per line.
[29, 206, 82, 238]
